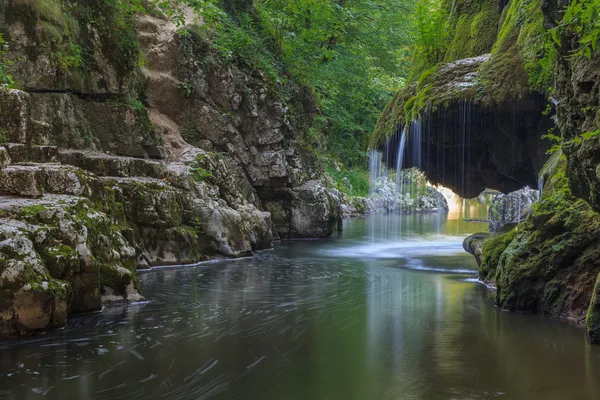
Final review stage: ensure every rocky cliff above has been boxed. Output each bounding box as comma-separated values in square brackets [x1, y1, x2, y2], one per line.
[376, 0, 600, 343]
[371, 0, 552, 198]
[0, 1, 342, 336]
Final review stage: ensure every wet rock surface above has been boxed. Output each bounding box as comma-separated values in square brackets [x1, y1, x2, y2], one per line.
[369, 176, 448, 214]
[0, 5, 346, 336]
[489, 187, 540, 232]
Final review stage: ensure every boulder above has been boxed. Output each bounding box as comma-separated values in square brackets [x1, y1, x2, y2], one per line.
[489, 187, 540, 232]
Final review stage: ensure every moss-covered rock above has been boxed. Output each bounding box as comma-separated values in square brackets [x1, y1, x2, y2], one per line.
[469, 155, 600, 328]
[370, 0, 552, 198]
[444, 0, 501, 62]
[2, 0, 143, 94]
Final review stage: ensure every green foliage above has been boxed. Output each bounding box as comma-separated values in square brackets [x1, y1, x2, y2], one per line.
[411, 0, 449, 67]
[542, 128, 562, 154]
[553, 0, 600, 60]
[326, 163, 370, 197]
[124, 98, 145, 111]
[253, 0, 412, 167]
[192, 167, 213, 182]
[0, 129, 8, 146]
[581, 129, 600, 141]
[56, 43, 83, 71]
[0, 34, 14, 88]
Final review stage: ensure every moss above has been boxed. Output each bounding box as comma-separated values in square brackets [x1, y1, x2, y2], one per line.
[478, 0, 549, 103]
[445, 1, 500, 62]
[39, 244, 79, 279]
[99, 263, 129, 296]
[479, 156, 600, 320]
[19, 204, 50, 219]
[370, 86, 414, 148]
[480, 227, 518, 282]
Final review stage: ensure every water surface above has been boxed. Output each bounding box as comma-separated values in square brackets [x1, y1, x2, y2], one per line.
[1, 213, 599, 400]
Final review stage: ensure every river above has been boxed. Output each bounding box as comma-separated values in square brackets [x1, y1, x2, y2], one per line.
[1, 213, 599, 399]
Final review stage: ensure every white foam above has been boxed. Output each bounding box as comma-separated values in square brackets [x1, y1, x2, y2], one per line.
[319, 235, 467, 259]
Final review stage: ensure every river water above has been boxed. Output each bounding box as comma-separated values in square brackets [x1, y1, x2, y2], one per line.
[1, 213, 599, 400]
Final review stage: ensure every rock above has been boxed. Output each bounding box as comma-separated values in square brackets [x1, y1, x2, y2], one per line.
[463, 233, 490, 266]
[369, 175, 448, 213]
[372, 55, 552, 198]
[289, 180, 342, 238]
[489, 187, 540, 232]
[469, 157, 600, 325]
[587, 273, 600, 344]
[0, 3, 346, 338]
[340, 196, 376, 218]
[0, 196, 146, 337]
[0, 147, 11, 168]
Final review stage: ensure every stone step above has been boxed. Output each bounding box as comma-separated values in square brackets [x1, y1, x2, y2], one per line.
[59, 149, 168, 179]
[0, 164, 93, 198]
[0, 147, 10, 168]
[99, 176, 180, 193]
[5, 143, 59, 164]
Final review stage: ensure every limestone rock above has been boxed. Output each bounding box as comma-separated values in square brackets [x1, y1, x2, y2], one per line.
[288, 180, 343, 238]
[489, 187, 540, 232]
[463, 233, 489, 266]
[369, 176, 449, 213]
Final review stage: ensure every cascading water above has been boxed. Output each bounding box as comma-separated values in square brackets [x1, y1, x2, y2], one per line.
[393, 128, 407, 237]
[369, 149, 384, 242]
[369, 102, 496, 240]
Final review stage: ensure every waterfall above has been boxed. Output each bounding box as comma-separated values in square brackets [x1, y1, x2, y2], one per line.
[395, 128, 407, 207]
[538, 175, 544, 196]
[393, 128, 407, 238]
[368, 149, 382, 242]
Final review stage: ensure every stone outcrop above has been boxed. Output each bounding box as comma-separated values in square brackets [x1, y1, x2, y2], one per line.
[373, 53, 551, 198]
[0, 1, 343, 337]
[488, 187, 540, 232]
[466, 155, 600, 341]
[372, 0, 553, 199]
[369, 176, 448, 214]
[372, 0, 600, 344]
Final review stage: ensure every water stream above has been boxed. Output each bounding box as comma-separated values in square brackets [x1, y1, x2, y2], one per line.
[1, 212, 599, 400]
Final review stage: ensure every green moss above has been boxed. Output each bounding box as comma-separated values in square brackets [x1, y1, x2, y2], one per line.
[444, 1, 499, 62]
[99, 263, 129, 296]
[478, 0, 549, 102]
[39, 244, 79, 279]
[479, 156, 600, 319]
[480, 227, 518, 282]
[370, 86, 414, 147]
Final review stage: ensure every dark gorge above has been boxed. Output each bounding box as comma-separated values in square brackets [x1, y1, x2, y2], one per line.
[379, 94, 552, 198]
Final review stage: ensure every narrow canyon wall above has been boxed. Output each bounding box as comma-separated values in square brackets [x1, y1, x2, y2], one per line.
[0, 1, 342, 337]
[375, 0, 600, 342]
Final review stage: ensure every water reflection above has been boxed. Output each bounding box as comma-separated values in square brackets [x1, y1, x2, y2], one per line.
[0, 216, 598, 400]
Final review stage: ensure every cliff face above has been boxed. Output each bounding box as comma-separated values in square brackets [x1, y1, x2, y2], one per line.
[372, 0, 552, 198]
[0, 1, 342, 336]
[372, 0, 600, 342]
[449, 0, 600, 342]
